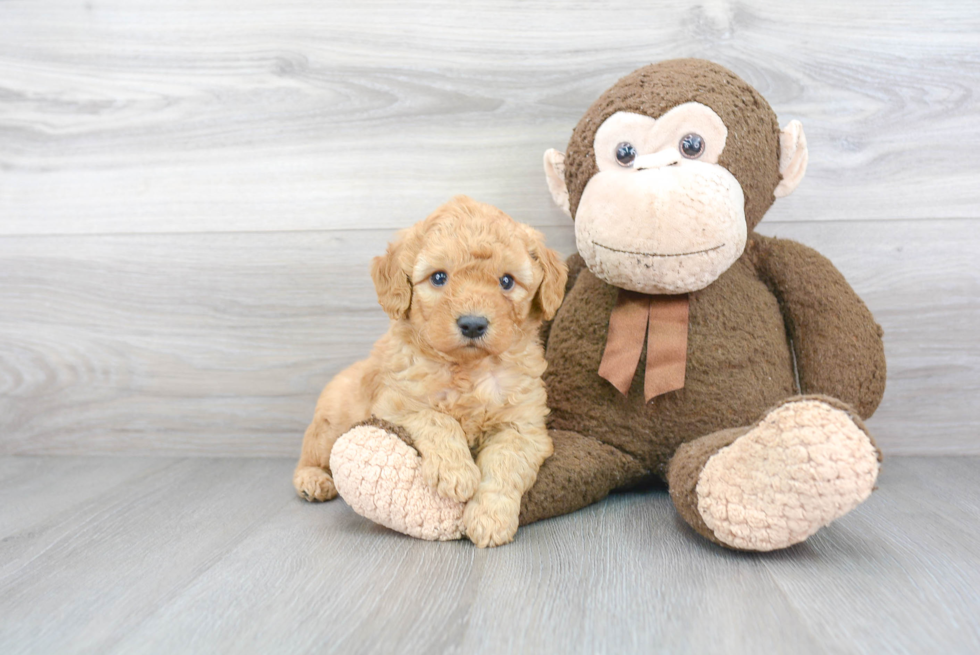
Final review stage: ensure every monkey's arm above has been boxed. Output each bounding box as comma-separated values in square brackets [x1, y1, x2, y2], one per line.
[540, 253, 587, 347]
[747, 235, 886, 419]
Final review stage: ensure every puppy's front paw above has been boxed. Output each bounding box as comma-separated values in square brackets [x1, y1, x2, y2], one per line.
[421, 452, 481, 503]
[293, 466, 338, 502]
[463, 493, 520, 548]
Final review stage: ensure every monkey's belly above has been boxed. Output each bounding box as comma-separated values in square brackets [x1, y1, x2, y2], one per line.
[544, 261, 797, 473]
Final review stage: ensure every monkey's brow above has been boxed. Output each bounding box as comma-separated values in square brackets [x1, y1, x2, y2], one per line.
[593, 242, 725, 258]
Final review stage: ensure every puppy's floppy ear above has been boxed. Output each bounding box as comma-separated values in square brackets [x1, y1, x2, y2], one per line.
[371, 234, 413, 319]
[529, 236, 568, 321]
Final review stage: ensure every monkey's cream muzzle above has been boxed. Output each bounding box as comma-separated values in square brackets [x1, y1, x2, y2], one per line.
[574, 157, 747, 295]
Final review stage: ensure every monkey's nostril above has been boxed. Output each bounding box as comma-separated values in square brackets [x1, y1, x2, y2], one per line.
[457, 315, 489, 340]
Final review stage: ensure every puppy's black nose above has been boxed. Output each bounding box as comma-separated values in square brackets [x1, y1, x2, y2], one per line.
[457, 315, 489, 339]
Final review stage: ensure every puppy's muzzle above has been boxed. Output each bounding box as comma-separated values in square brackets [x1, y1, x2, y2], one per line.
[457, 315, 489, 340]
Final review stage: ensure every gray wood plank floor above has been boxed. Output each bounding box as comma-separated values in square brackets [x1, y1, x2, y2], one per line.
[0, 456, 977, 654]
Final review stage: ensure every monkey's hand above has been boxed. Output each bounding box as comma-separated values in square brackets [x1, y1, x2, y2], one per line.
[330, 421, 466, 541]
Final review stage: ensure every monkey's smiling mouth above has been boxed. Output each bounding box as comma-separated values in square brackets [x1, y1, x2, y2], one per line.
[593, 242, 725, 258]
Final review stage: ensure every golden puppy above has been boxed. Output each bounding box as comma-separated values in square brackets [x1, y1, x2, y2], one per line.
[293, 196, 567, 547]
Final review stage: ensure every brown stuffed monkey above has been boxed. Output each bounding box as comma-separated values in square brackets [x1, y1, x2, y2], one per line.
[330, 59, 886, 551]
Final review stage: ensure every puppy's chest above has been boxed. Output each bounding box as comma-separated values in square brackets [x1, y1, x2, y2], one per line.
[429, 367, 521, 436]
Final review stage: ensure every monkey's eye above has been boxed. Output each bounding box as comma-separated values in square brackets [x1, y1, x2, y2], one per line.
[500, 274, 515, 291]
[615, 142, 637, 167]
[430, 271, 448, 287]
[680, 133, 705, 159]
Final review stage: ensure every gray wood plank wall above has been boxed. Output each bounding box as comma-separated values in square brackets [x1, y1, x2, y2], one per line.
[2, 0, 978, 456]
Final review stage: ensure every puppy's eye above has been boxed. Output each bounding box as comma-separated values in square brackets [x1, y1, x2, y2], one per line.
[500, 274, 515, 291]
[430, 271, 448, 287]
[680, 133, 705, 159]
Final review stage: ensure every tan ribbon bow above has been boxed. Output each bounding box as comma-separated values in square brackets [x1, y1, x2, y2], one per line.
[598, 290, 690, 402]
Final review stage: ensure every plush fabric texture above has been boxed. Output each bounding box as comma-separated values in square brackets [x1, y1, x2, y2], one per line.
[590, 103, 729, 170]
[543, 251, 799, 476]
[573, 155, 748, 294]
[333, 420, 651, 539]
[518, 429, 648, 525]
[665, 395, 881, 550]
[519, 60, 887, 552]
[528, 236, 886, 519]
[519, 232, 887, 551]
[667, 425, 750, 547]
[330, 420, 465, 541]
[564, 58, 781, 231]
[696, 402, 877, 550]
[326, 59, 887, 552]
[694, 397, 879, 551]
[543, 149, 571, 217]
[747, 236, 887, 419]
[774, 120, 808, 198]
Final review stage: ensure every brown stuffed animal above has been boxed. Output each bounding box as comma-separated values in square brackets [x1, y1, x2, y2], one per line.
[331, 59, 886, 551]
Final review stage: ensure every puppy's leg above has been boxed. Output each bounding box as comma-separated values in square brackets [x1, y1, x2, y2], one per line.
[294, 359, 374, 502]
[398, 410, 481, 503]
[294, 422, 341, 502]
[464, 426, 553, 547]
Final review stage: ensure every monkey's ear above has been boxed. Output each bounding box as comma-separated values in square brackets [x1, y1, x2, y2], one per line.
[774, 120, 808, 199]
[532, 244, 569, 321]
[543, 149, 572, 217]
[370, 237, 413, 319]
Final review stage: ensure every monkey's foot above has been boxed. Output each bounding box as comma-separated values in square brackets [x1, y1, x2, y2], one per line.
[695, 398, 879, 551]
[330, 425, 465, 541]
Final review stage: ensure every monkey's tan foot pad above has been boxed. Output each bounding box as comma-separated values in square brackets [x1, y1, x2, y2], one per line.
[330, 425, 465, 541]
[696, 399, 879, 551]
